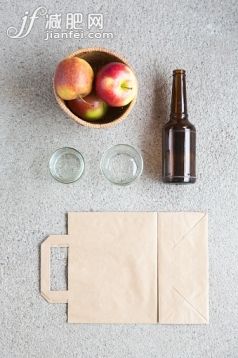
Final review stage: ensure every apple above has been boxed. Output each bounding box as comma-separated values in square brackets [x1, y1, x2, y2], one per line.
[95, 62, 137, 107]
[54, 57, 94, 100]
[66, 94, 108, 121]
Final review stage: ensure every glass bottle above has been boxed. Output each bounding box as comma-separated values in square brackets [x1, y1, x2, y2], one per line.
[162, 69, 196, 183]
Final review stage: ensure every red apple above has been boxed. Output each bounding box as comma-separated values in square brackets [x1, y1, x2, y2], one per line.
[95, 62, 137, 107]
[54, 57, 94, 100]
[66, 94, 108, 121]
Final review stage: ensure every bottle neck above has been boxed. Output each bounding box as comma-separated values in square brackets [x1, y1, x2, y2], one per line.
[170, 69, 188, 121]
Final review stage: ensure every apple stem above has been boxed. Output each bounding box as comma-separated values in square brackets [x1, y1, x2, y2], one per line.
[78, 96, 88, 103]
[78, 96, 95, 107]
[121, 85, 133, 90]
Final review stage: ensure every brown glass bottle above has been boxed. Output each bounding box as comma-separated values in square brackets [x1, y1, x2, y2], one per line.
[162, 69, 196, 184]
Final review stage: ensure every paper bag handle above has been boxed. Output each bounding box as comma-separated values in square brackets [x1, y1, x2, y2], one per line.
[41, 235, 69, 303]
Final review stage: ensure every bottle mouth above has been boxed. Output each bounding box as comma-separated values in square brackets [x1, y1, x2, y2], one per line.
[173, 69, 186, 75]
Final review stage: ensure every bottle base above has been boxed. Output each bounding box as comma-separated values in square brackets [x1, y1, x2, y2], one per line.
[162, 175, 196, 184]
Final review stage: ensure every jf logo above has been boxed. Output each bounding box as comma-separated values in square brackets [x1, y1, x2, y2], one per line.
[7, 6, 48, 39]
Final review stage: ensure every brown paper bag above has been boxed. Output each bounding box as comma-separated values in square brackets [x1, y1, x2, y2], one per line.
[41, 212, 208, 324]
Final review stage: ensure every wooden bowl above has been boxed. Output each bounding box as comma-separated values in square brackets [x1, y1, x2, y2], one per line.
[53, 48, 138, 129]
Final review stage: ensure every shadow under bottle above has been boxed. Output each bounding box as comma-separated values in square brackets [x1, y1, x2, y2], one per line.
[162, 69, 196, 184]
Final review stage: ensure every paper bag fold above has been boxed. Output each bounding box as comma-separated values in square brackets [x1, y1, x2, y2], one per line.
[158, 212, 208, 324]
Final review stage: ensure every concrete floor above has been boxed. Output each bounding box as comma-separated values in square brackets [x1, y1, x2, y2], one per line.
[0, 0, 238, 357]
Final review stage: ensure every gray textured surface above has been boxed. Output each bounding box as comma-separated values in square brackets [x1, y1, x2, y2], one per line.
[0, 0, 238, 357]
